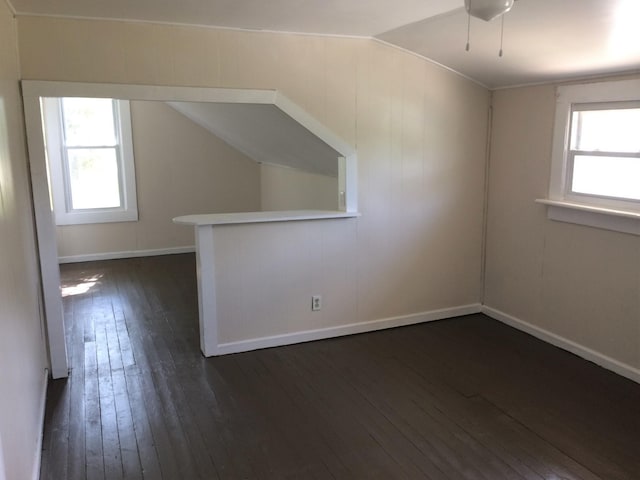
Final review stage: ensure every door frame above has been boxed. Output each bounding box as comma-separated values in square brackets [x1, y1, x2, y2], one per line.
[22, 80, 357, 378]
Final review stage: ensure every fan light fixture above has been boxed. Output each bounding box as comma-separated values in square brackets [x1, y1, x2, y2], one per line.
[464, 0, 514, 21]
[464, 0, 516, 56]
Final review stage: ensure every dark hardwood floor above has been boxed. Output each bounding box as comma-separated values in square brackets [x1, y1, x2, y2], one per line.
[40, 254, 640, 479]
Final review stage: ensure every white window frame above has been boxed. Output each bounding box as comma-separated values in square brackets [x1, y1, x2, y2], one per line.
[42, 97, 138, 225]
[537, 78, 640, 236]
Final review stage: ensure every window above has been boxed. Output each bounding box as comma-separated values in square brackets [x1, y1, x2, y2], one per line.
[42, 97, 138, 225]
[540, 79, 640, 235]
[567, 103, 640, 206]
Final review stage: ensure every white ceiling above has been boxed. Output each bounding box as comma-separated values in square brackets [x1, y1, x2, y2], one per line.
[9, 0, 640, 88]
[378, 0, 640, 88]
[7, 0, 459, 36]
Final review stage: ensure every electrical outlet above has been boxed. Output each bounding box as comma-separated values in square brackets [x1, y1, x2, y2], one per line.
[311, 295, 322, 311]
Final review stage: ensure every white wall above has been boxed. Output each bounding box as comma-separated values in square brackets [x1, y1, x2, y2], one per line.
[55, 97, 343, 259]
[56, 100, 261, 259]
[0, 3, 48, 479]
[17, 16, 489, 346]
[260, 162, 338, 211]
[485, 82, 640, 376]
[8, 11, 639, 479]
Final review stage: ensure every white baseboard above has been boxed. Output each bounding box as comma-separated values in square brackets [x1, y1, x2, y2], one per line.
[0, 430, 4, 480]
[216, 303, 482, 355]
[482, 306, 640, 384]
[32, 368, 49, 480]
[58, 246, 195, 264]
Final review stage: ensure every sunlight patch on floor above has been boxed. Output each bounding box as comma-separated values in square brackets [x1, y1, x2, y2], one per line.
[61, 274, 102, 297]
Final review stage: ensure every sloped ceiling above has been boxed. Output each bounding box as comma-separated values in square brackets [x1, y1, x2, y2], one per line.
[8, 0, 640, 88]
[7, 0, 458, 37]
[167, 102, 341, 177]
[378, 0, 640, 88]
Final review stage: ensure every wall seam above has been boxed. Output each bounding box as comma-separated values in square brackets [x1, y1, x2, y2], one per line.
[2, 0, 15, 16]
[479, 91, 494, 304]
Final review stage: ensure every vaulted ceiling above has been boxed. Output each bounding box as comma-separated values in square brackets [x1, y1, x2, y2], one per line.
[166, 102, 341, 177]
[8, 0, 640, 88]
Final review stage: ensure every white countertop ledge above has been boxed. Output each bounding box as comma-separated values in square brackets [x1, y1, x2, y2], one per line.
[173, 210, 361, 226]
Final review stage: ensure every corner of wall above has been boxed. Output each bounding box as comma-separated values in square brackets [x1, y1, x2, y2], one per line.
[2, 0, 16, 16]
[482, 305, 640, 384]
[479, 90, 495, 305]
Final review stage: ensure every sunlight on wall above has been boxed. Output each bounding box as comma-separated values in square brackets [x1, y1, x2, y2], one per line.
[609, 0, 640, 56]
[0, 100, 10, 217]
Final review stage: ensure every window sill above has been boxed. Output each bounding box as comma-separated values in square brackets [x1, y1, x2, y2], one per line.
[173, 210, 360, 226]
[56, 209, 138, 226]
[535, 199, 640, 235]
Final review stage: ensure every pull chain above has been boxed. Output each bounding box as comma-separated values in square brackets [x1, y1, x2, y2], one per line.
[465, 0, 511, 56]
[465, 9, 471, 51]
[499, 14, 505, 57]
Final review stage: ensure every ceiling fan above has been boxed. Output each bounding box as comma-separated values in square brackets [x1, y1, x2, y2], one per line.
[464, 0, 517, 56]
[464, 0, 514, 22]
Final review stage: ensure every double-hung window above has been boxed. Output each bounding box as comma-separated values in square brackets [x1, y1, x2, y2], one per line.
[540, 78, 640, 235]
[42, 97, 138, 225]
[567, 102, 640, 206]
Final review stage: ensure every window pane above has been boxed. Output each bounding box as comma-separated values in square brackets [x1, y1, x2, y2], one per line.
[67, 148, 121, 209]
[570, 108, 640, 153]
[571, 155, 640, 201]
[61, 98, 117, 147]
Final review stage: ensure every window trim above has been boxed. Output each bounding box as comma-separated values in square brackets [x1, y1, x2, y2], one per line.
[43, 97, 138, 225]
[564, 100, 640, 208]
[540, 78, 640, 235]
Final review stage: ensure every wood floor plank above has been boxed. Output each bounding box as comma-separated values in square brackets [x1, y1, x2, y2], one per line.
[66, 276, 87, 480]
[39, 378, 70, 480]
[39, 255, 640, 480]
[122, 367, 163, 480]
[290, 343, 493, 480]
[137, 328, 219, 479]
[365, 324, 605, 480]
[111, 369, 142, 480]
[84, 340, 105, 480]
[376, 322, 600, 479]
[232, 353, 357, 478]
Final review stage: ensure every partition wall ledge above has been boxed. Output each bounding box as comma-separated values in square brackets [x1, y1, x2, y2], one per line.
[175, 209, 638, 386]
[174, 210, 360, 226]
